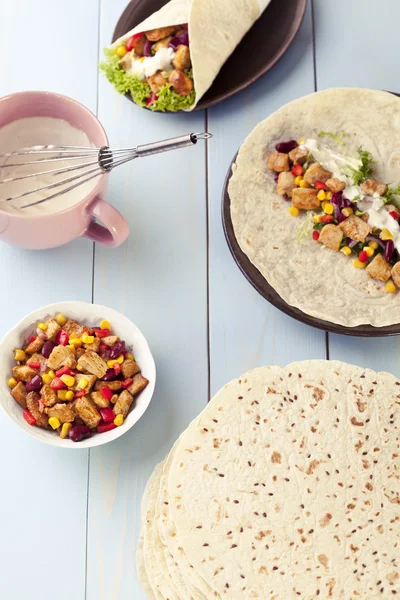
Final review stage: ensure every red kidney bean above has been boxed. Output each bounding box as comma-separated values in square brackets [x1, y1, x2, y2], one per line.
[275, 140, 297, 153]
[69, 424, 91, 442]
[26, 375, 43, 393]
[109, 341, 126, 360]
[102, 368, 118, 381]
[41, 341, 55, 358]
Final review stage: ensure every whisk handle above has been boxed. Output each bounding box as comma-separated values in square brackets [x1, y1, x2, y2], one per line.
[134, 133, 211, 158]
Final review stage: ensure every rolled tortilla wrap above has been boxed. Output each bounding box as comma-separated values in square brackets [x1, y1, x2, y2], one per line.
[105, 0, 272, 111]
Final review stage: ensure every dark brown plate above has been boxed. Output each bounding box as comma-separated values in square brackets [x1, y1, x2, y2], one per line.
[222, 153, 400, 337]
[111, 0, 307, 111]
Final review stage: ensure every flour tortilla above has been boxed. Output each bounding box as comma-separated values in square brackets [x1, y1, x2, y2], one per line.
[138, 360, 400, 599]
[111, 0, 271, 110]
[229, 88, 400, 327]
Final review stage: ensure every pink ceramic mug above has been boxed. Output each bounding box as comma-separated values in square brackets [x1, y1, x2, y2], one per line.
[0, 91, 129, 249]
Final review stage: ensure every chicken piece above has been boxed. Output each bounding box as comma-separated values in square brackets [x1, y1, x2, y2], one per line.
[26, 392, 48, 428]
[121, 359, 141, 379]
[40, 384, 58, 407]
[288, 147, 308, 165]
[113, 390, 134, 418]
[267, 152, 290, 173]
[339, 215, 371, 243]
[27, 352, 47, 368]
[77, 350, 107, 379]
[277, 172, 296, 198]
[84, 337, 101, 353]
[145, 26, 177, 42]
[325, 178, 345, 193]
[303, 162, 332, 186]
[172, 45, 191, 70]
[391, 262, 400, 287]
[127, 373, 149, 396]
[94, 380, 123, 392]
[47, 345, 77, 370]
[318, 224, 343, 252]
[72, 373, 96, 393]
[90, 391, 110, 409]
[76, 347, 85, 359]
[12, 365, 37, 382]
[74, 397, 101, 429]
[11, 381, 27, 409]
[169, 69, 193, 96]
[120, 50, 134, 71]
[47, 403, 75, 424]
[45, 318, 61, 342]
[147, 71, 168, 94]
[25, 336, 44, 355]
[366, 254, 392, 282]
[291, 188, 320, 210]
[131, 34, 146, 57]
[102, 336, 120, 347]
[360, 178, 387, 197]
[63, 319, 88, 338]
[153, 36, 173, 52]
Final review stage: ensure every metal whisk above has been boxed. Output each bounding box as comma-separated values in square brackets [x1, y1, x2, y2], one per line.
[0, 132, 212, 209]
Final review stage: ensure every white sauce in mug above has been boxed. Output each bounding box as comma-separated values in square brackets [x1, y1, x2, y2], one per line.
[0, 117, 100, 216]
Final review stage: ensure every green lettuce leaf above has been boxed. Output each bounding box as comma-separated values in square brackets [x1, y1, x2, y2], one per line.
[317, 131, 348, 145]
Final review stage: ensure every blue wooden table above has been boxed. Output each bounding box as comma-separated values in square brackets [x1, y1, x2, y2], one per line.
[1, 1, 399, 598]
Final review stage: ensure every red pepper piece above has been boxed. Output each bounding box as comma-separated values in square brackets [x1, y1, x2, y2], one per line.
[312, 230, 320, 241]
[95, 329, 111, 338]
[126, 32, 143, 52]
[29, 336, 37, 343]
[321, 215, 334, 223]
[389, 211, 400, 220]
[291, 164, 303, 177]
[315, 180, 328, 191]
[23, 409, 36, 426]
[100, 386, 113, 401]
[56, 366, 72, 378]
[27, 360, 41, 370]
[121, 377, 133, 389]
[99, 407, 115, 423]
[113, 363, 121, 375]
[56, 329, 69, 346]
[99, 343, 109, 355]
[358, 250, 368, 263]
[97, 422, 117, 434]
[50, 377, 67, 390]
[146, 93, 158, 107]
[75, 389, 87, 398]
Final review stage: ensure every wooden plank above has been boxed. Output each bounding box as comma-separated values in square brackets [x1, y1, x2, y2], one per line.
[207, 1, 326, 395]
[86, 2, 208, 598]
[0, 1, 100, 599]
[314, 0, 400, 376]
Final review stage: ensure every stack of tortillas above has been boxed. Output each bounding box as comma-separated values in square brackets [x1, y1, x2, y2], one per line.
[137, 361, 400, 599]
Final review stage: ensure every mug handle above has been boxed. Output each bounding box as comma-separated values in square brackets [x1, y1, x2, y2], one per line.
[84, 197, 129, 247]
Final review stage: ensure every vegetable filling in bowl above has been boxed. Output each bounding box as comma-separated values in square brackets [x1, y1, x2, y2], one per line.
[100, 24, 196, 111]
[268, 133, 400, 294]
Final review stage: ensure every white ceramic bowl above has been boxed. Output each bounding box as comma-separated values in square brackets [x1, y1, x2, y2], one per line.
[0, 301, 156, 448]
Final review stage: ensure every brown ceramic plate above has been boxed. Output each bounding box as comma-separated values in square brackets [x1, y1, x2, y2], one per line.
[222, 153, 400, 337]
[111, 0, 307, 111]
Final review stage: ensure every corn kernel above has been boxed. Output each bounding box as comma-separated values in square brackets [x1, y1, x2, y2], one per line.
[100, 320, 111, 330]
[107, 359, 117, 368]
[114, 414, 124, 427]
[325, 191, 332, 200]
[364, 246, 375, 257]
[386, 279, 397, 293]
[60, 422, 72, 439]
[14, 349, 26, 361]
[8, 377, 17, 389]
[42, 373, 52, 385]
[49, 417, 61, 430]
[69, 338, 82, 348]
[69, 332, 78, 340]
[312, 215, 321, 224]
[289, 206, 299, 217]
[60, 374, 75, 387]
[317, 190, 326, 201]
[294, 175, 303, 186]
[116, 354, 124, 364]
[380, 228, 394, 241]
[140, 56, 145, 62]
[65, 391, 75, 400]
[352, 259, 366, 269]
[37, 322, 47, 331]
[58, 390, 68, 400]
[341, 207, 354, 217]
[125, 353, 134, 361]
[48, 370, 56, 380]
[368, 240, 379, 250]
[77, 365, 84, 372]
[299, 180, 308, 188]
[77, 377, 88, 390]
[56, 313, 67, 327]
[116, 45, 127, 57]
[340, 246, 351, 256]
[298, 137, 306, 144]
[81, 333, 94, 344]
[323, 203, 334, 215]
